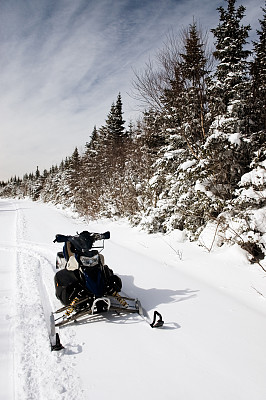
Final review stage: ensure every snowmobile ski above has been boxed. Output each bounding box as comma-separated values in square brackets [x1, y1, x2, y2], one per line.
[38, 271, 65, 351]
[50, 313, 64, 351]
[150, 311, 164, 328]
[135, 299, 164, 328]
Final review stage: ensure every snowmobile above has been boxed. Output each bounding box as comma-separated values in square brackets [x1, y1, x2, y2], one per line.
[50, 230, 164, 351]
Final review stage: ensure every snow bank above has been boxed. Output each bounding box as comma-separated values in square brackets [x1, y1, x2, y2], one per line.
[1, 199, 266, 400]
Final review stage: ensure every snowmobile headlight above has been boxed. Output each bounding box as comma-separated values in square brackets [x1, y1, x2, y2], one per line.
[80, 254, 99, 267]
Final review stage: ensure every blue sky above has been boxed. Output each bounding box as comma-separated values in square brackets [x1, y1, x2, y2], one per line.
[0, 0, 263, 181]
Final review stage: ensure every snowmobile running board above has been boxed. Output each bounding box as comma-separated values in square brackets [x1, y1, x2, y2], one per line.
[50, 295, 164, 351]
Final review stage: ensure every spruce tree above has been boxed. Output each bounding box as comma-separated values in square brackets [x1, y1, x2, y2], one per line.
[250, 7, 266, 135]
[67, 147, 81, 206]
[114, 93, 126, 138]
[81, 126, 103, 216]
[87, 94, 128, 217]
[230, 7, 266, 257]
[103, 93, 126, 143]
[179, 22, 210, 152]
[98, 93, 126, 165]
[204, 0, 252, 200]
[35, 166, 40, 179]
[134, 23, 214, 234]
[210, 0, 251, 116]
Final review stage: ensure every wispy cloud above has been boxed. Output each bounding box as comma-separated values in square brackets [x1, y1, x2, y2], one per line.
[0, 0, 263, 180]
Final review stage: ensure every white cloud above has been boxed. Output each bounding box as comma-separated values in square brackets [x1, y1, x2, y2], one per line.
[0, 0, 263, 180]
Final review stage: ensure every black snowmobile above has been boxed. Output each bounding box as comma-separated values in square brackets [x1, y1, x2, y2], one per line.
[50, 230, 164, 351]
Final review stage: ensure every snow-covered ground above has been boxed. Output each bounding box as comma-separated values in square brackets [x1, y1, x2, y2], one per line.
[0, 198, 266, 400]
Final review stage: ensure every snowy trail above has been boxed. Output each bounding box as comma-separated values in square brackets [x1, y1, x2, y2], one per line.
[0, 200, 17, 400]
[0, 199, 266, 399]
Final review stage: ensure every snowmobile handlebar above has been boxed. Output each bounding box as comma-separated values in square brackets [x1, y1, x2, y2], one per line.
[53, 234, 69, 243]
[53, 231, 110, 243]
[93, 231, 110, 241]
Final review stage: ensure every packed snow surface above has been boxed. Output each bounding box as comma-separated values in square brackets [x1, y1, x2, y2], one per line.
[0, 198, 266, 400]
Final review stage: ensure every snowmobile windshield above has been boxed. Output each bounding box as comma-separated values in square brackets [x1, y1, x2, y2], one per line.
[68, 232, 94, 254]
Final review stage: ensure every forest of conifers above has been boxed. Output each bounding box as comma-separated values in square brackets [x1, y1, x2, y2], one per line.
[1, 0, 265, 262]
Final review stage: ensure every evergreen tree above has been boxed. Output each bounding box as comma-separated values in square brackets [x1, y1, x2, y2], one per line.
[80, 126, 103, 216]
[146, 23, 211, 233]
[180, 22, 208, 87]
[138, 110, 166, 211]
[114, 93, 126, 139]
[227, 7, 266, 258]
[85, 126, 98, 150]
[95, 94, 127, 214]
[35, 166, 40, 179]
[210, 0, 251, 117]
[66, 147, 81, 207]
[250, 7, 266, 134]
[179, 22, 210, 152]
[103, 93, 126, 143]
[203, 0, 252, 200]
